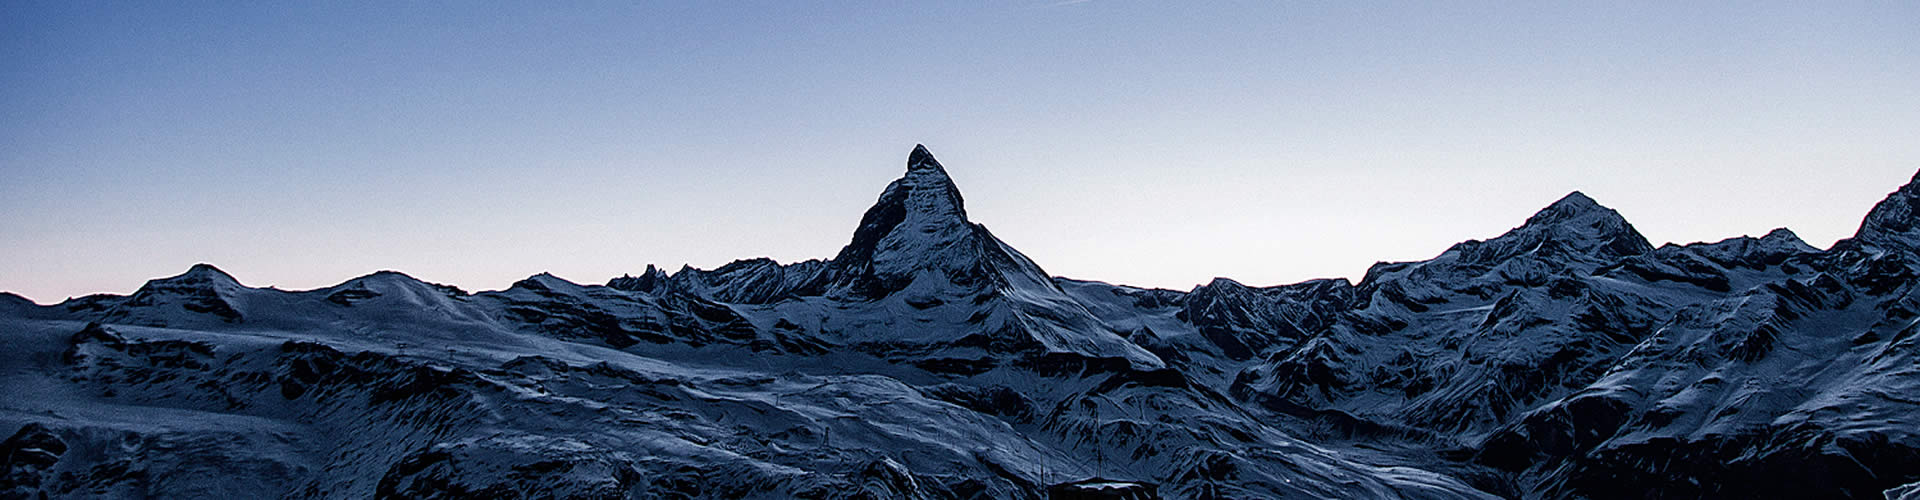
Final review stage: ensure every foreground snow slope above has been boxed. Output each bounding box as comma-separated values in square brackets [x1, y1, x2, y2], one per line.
[4, 146, 1917, 499]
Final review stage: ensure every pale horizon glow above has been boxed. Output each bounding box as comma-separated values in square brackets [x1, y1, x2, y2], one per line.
[3, 2, 1918, 303]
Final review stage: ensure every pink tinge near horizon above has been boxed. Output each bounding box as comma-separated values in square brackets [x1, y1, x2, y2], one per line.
[2, 2, 1917, 302]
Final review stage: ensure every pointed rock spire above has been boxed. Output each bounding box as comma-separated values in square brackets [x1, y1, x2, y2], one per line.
[826, 145, 1052, 299]
[815, 145, 1162, 368]
[908, 144, 944, 172]
[608, 264, 673, 293]
[833, 144, 974, 268]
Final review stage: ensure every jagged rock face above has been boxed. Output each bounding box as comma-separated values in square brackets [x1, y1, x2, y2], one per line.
[1234, 191, 1680, 436]
[611, 260, 836, 305]
[1598, 229, 1817, 293]
[1471, 236, 1920, 498]
[827, 145, 1053, 300]
[1226, 181, 1918, 497]
[605, 263, 671, 294]
[1688, 228, 1819, 267]
[1855, 171, 1920, 254]
[491, 273, 760, 349]
[1176, 278, 1352, 361]
[6, 146, 1920, 499]
[676, 258, 832, 304]
[1486, 191, 1655, 262]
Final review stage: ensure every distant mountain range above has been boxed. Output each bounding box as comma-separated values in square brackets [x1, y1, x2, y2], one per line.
[4, 146, 1917, 499]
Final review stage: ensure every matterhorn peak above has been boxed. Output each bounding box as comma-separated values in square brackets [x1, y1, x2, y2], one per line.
[896, 144, 965, 217]
[821, 145, 1064, 301]
[831, 145, 973, 266]
[908, 144, 944, 172]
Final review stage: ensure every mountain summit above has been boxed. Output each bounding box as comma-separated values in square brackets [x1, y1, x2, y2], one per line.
[1524, 191, 1606, 225]
[833, 144, 971, 270]
[1452, 191, 1653, 265]
[827, 145, 1054, 300]
[104, 263, 248, 324]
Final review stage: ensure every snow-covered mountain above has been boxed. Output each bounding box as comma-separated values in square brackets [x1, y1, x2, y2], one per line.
[3, 146, 1917, 499]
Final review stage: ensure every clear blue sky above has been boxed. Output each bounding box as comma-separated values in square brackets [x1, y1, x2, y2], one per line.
[3, 1, 1917, 302]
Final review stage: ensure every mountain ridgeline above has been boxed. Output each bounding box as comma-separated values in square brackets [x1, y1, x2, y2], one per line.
[3, 146, 1918, 499]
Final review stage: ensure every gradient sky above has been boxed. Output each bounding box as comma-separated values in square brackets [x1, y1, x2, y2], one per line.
[3, 1, 1918, 303]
